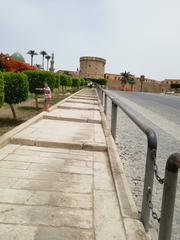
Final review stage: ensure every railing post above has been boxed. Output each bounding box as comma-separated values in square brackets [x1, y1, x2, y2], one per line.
[104, 93, 107, 115]
[100, 88, 103, 104]
[111, 101, 117, 139]
[158, 153, 180, 240]
[141, 132, 157, 232]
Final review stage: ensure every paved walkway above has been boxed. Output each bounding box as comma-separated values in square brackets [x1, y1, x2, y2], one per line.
[0, 89, 147, 240]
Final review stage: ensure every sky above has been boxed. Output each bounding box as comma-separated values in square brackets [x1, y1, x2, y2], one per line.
[0, 0, 180, 80]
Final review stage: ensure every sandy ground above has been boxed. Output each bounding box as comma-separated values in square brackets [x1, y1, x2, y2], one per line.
[0, 93, 63, 136]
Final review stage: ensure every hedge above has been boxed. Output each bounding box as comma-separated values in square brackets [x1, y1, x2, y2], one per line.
[89, 78, 107, 86]
[0, 72, 4, 107]
[72, 77, 81, 88]
[3, 72, 29, 119]
[171, 83, 180, 89]
[54, 74, 60, 89]
[80, 78, 86, 86]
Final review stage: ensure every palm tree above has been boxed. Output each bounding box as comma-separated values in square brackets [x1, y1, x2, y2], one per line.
[40, 51, 47, 70]
[120, 71, 133, 91]
[27, 50, 38, 66]
[139, 75, 145, 92]
[128, 77, 136, 91]
[45, 55, 51, 71]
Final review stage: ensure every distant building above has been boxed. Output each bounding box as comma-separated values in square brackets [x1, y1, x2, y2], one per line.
[105, 72, 161, 92]
[160, 79, 180, 92]
[11, 52, 25, 63]
[57, 70, 79, 77]
[79, 56, 106, 79]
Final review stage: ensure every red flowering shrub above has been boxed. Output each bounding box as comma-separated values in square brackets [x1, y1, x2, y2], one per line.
[0, 53, 36, 72]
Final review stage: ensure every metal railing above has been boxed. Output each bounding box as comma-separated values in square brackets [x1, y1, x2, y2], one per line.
[97, 85, 180, 240]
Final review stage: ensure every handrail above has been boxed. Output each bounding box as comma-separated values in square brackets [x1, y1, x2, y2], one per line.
[97, 85, 157, 231]
[97, 85, 180, 239]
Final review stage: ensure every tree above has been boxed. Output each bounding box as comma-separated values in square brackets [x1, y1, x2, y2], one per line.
[80, 78, 86, 86]
[139, 75, 145, 92]
[3, 72, 29, 119]
[120, 71, 133, 91]
[72, 77, 81, 89]
[40, 51, 47, 70]
[24, 70, 56, 109]
[60, 74, 72, 94]
[0, 72, 4, 107]
[27, 50, 38, 66]
[128, 77, 136, 91]
[45, 55, 51, 71]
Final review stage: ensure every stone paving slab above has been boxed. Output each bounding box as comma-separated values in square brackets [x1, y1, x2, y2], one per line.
[11, 119, 106, 150]
[58, 102, 99, 110]
[0, 203, 92, 229]
[44, 108, 101, 123]
[0, 188, 92, 209]
[72, 96, 98, 100]
[66, 99, 98, 105]
[0, 224, 93, 240]
[94, 190, 126, 239]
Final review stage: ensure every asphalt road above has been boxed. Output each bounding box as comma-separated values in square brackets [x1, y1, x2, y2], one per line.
[106, 90, 180, 240]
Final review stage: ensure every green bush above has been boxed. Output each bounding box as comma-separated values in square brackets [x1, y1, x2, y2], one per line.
[0, 72, 4, 107]
[60, 74, 68, 87]
[60, 74, 72, 92]
[67, 76, 72, 87]
[89, 78, 107, 86]
[54, 74, 60, 89]
[171, 83, 180, 89]
[80, 78, 86, 86]
[24, 70, 56, 108]
[3, 72, 29, 119]
[72, 77, 81, 88]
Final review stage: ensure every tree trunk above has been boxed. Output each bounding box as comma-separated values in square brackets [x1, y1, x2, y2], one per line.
[141, 82, 143, 92]
[131, 84, 134, 92]
[9, 104, 16, 119]
[62, 86, 64, 95]
[35, 93, 39, 109]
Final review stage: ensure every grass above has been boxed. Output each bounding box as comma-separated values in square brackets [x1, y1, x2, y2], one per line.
[18, 106, 43, 112]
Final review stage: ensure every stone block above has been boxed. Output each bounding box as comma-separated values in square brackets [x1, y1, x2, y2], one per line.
[0, 204, 93, 229]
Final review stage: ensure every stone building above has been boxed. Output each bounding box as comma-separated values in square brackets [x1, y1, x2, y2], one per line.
[79, 56, 106, 79]
[160, 79, 180, 92]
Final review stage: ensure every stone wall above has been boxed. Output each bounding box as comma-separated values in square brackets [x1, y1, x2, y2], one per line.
[105, 73, 161, 92]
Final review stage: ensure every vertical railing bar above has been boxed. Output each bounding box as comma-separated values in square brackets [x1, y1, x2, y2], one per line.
[141, 135, 157, 231]
[104, 93, 107, 115]
[158, 153, 180, 240]
[111, 100, 117, 140]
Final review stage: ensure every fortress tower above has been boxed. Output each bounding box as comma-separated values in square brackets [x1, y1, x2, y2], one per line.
[79, 56, 106, 79]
